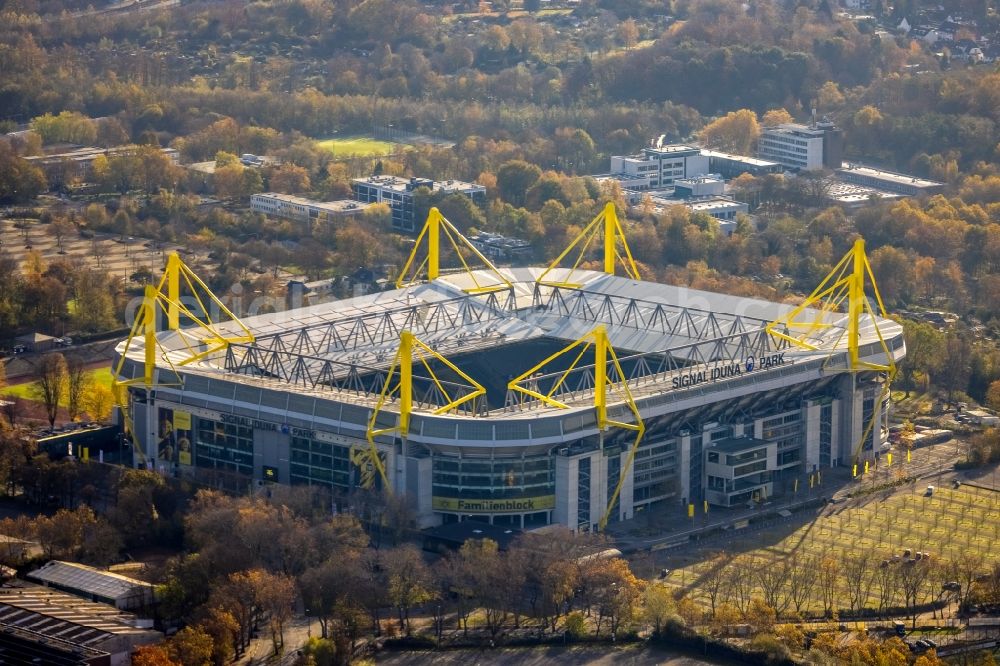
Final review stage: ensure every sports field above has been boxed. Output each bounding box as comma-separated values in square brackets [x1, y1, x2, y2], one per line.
[315, 136, 400, 157]
[663, 482, 1000, 615]
[4, 366, 114, 399]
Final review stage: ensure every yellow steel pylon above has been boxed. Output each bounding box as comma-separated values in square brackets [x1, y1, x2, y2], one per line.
[111, 252, 254, 449]
[536, 202, 640, 288]
[396, 207, 513, 294]
[766, 238, 897, 464]
[365, 330, 487, 490]
[506, 325, 645, 530]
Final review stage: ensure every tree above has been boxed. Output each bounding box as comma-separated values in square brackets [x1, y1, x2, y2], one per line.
[618, 19, 639, 50]
[0, 141, 46, 203]
[167, 626, 214, 666]
[761, 108, 794, 126]
[985, 379, 1000, 411]
[817, 556, 841, 618]
[32, 353, 67, 428]
[843, 552, 877, 616]
[257, 571, 296, 652]
[900, 320, 943, 395]
[198, 607, 240, 666]
[382, 545, 434, 635]
[268, 164, 311, 194]
[496, 160, 542, 207]
[900, 559, 933, 627]
[49, 217, 75, 251]
[581, 556, 643, 637]
[699, 110, 760, 156]
[642, 583, 675, 636]
[745, 598, 777, 634]
[936, 332, 972, 400]
[65, 355, 88, 422]
[132, 644, 181, 666]
[72, 269, 118, 333]
[31, 111, 97, 145]
[82, 384, 115, 422]
[756, 556, 792, 617]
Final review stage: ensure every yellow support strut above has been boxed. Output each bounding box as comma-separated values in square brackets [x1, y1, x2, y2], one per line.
[536, 202, 640, 289]
[766, 238, 897, 464]
[506, 325, 645, 530]
[396, 207, 513, 294]
[365, 329, 487, 491]
[111, 251, 255, 451]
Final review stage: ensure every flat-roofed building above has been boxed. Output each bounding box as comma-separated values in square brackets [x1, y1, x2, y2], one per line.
[351, 176, 486, 232]
[701, 150, 782, 179]
[648, 194, 749, 223]
[836, 163, 944, 196]
[467, 232, 533, 263]
[24, 146, 179, 186]
[27, 561, 154, 611]
[606, 144, 710, 190]
[825, 181, 904, 209]
[673, 175, 726, 198]
[0, 582, 161, 664]
[250, 193, 372, 223]
[757, 121, 843, 171]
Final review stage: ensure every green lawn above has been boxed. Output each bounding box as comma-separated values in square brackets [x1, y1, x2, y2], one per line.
[314, 136, 401, 157]
[4, 366, 114, 400]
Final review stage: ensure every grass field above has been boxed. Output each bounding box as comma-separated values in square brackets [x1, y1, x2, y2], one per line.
[315, 136, 401, 157]
[4, 366, 114, 399]
[663, 482, 1000, 615]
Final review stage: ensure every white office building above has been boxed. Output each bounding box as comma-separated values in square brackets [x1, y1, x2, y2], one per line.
[251, 193, 372, 223]
[607, 144, 711, 190]
[757, 121, 843, 171]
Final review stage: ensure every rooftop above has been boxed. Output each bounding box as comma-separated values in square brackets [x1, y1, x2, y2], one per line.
[762, 122, 836, 138]
[826, 181, 903, 204]
[24, 145, 178, 165]
[117, 267, 903, 422]
[707, 436, 770, 454]
[0, 582, 159, 644]
[27, 561, 153, 603]
[253, 193, 371, 214]
[837, 163, 944, 189]
[644, 144, 702, 155]
[352, 175, 484, 194]
[700, 149, 781, 168]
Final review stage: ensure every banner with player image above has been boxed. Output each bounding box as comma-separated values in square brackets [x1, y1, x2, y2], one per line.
[158, 407, 193, 466]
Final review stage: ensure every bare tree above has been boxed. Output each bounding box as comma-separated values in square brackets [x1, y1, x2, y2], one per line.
[948, 552, 986, 613]
[756, 555, 792, 618]
[726, 555, 756, 615]
[49, 216, 76, 251]
[786, 553, 818, 617]
[817, 556, 841, 618]
[65, 355, 88, 421]
[842, 552, 877, 616]
[32, 353, 68, 428]
[874, 558, 900, 617]
[899, 559, 933, 627]
[699, 551, 730, 618]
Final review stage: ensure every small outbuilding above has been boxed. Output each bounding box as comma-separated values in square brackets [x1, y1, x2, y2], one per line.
[15, 332, 58, 352]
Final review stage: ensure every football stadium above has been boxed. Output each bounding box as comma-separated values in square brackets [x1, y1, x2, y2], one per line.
[112, 204, 905, 531]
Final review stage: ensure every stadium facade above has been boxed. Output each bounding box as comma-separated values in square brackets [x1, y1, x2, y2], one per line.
[114, 257, 904, 531]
